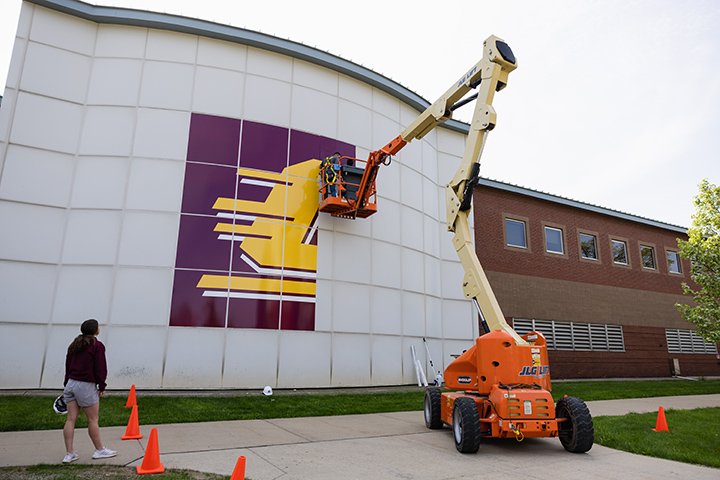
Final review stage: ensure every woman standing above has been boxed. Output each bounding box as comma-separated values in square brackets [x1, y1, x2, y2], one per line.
[61, 319, 116, 463]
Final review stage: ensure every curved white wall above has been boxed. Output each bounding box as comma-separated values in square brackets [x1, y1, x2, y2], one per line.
[0, 1, 477, 390]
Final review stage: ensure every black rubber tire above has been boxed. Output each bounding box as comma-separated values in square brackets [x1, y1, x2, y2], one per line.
[452, 397, 481, 453]
[424, 387, 443, 429]
[556, 396, 594, 453]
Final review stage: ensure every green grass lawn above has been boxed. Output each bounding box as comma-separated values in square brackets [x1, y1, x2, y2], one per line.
[0, 391, 425, 432]
[0, 380, 718, 475]
[551, 379, 720, 400]
[0, 464, 227, 479]
[594, 407, 720, 468]
[1, 379, 718, 432]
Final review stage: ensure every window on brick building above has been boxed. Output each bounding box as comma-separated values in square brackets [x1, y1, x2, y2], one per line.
[579, 233, 598, 260]
[544, 226, 564, 254]
[666, 250, 682, 274]
[640, 244, 656, 269]
[611, 239, 628, 265]
[505, 218, 527, 248]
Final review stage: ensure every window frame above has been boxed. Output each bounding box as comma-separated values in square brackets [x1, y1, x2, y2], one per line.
[665, 248, 683, 275]
[609, 237, 631, 268]
[639, 242, 658, 271]
[577, 229, 601, 263]
[542, 223, 566, 257]
[503, 214, 531, 252]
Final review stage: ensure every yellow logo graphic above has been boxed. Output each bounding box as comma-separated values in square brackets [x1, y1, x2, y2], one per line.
[197, 159, 321, 302]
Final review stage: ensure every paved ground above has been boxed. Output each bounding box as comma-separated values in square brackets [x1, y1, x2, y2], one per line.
[1, 394, 718, 479]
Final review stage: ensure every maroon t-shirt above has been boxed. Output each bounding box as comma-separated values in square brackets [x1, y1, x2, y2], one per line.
[64, 339, 108, 392]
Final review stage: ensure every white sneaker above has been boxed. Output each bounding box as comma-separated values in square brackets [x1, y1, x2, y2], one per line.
[92, 447, 117, 459]
[62, 452, 79, 463]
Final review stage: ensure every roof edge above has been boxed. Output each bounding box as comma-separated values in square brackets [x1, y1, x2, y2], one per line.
[26, 0, 470, 134]
[26, 2, 683, 234]
[478, 178, 687, 234]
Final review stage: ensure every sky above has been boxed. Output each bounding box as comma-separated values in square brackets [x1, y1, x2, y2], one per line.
[1, 0, 719, 228]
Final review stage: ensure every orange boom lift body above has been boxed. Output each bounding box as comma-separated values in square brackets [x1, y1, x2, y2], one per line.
[319, 36, 593, 454]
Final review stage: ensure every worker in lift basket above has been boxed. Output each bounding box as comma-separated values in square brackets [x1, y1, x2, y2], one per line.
[322, 152, 342, 198]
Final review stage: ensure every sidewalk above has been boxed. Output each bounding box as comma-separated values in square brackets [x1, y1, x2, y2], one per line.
[1, 394, 718, 479]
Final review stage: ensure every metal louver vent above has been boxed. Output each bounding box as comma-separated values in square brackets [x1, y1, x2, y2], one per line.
[666, 329, 718, 354]
[513, 318, 625, 352]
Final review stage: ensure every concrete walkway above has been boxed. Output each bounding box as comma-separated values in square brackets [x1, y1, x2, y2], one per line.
[1, 394, 718, 479]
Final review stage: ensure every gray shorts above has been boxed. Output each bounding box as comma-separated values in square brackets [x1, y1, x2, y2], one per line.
[63, 379, 99, 408]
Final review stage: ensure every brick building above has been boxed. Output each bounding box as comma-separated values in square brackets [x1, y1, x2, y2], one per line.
[474, 178, 720, 379]
[1, 0, 716, 390]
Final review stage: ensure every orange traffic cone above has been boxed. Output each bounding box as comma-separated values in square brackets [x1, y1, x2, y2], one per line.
[136, 428, 164, 475]
[121, 404, 143, 440]
[230, 456, 246, 480]
[125, 384, 137, 409]
[652, 406, 669, 432]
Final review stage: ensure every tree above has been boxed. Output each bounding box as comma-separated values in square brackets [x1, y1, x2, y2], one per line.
[676, 179, 720, 343]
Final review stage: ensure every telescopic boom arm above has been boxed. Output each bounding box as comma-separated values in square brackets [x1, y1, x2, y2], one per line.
[358, 36, 525, 344]
[408, 37, 592, 456]
[443, 37, 525, 345]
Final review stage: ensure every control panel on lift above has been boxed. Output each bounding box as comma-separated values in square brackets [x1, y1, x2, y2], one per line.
[318, 155, 378, 219]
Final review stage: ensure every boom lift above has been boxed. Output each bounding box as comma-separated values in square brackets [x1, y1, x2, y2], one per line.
[319, 35, 594, 454]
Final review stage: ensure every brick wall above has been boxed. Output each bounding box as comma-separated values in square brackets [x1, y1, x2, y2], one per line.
[474, 186, 691, 295]
[474, 185, 720, 378]
[488, 271, 688, 329]
[512, 324, 720, 379]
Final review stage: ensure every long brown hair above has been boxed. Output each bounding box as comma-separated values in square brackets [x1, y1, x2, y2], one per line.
[67, 319, 99, 355]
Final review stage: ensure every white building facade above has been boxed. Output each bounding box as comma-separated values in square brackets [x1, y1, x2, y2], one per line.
[0, 0, 478, 390]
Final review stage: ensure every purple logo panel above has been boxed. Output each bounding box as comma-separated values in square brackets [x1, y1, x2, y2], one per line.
[227, 298, 280, 329]
[170, 114, 355, 331]
[289, 130, 355, 168]
[180, 162, 237, 217]
[186, 114, 241, 166]
[175, 214, 232, 272]
[170, 270, 228, 328]
[240, 121, 289, 172]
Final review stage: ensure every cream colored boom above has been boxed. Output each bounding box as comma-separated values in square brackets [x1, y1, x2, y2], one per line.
[402, 36, 525, 345]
